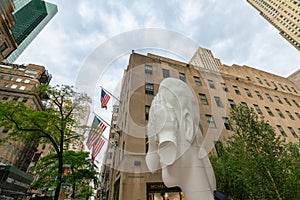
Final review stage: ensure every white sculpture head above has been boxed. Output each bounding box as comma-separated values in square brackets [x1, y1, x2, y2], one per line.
[146, 77, 216, 200]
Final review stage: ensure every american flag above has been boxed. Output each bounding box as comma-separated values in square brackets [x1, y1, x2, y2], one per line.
[101, 89, 110, 109]
[92, 136, 106, 161]
[86, 116, 106, 150]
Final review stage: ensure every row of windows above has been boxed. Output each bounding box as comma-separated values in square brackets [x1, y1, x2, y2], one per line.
[0, 75, 32, 84]
[144, 64, 298, 95]
[1, 95, 28, 103]
[144, 105, 298, 138]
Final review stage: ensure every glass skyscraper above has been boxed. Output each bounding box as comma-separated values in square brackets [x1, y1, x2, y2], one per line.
[6, 0, 57, 62]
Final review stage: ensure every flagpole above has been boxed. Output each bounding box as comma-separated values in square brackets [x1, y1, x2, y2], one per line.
[100, 86, 121, 103]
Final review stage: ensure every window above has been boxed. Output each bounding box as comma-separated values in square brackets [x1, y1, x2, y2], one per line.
[233, 85, 240, 95]
[253, 104, 263, 115]
[228, 99, 236, 109]
[0, 42, 8, 53]
[16, 78, 22, 82]
[222, 117, 231, 130]
[199, 93, 208, 105]
[288, 127, 298, 138]
[265, 93, 273, 102]
[275, 96, 283, 104]
[256, 77, 263, 84]
[244, 88, 252, 97]
[208, 79, 215, 89]
[24, 79, 30, 84]
[205, 114, 216, 128]
[278, 83, 285, 90]
[162, 69, 170, 78]
[145, 105, 150, 120]
[1, 95, 9, 101]
[221, 83, 228, 92]
[291, 87, 298, 94]
[22, 97, 28, 103]
[284, 98, 292, 106]
[271, 81, 277, 89]
[11, 84, 17, 89]
[275, 109, 285, 118]
[240, 102, 248, 108]
[292, 99, 300, 108]
[145, 83, 154, 95]
[214, 96, 223, 108]
[145, 65, 153, 75]
[255, 91, 263, 100]
[246, 76, 251, 81]
[12, 96, 19, 101]
[277, 125, 287, 137]
[19, 86, 26, 90]
[295, 112, 300, 119]
[179, 73, 186, 82]
[285, 85, 292, 92]
[286, 111, 295, 120]
[265, 106, 274, 116]
[194, 76, 202, 86]
[264, 79, 270, 86]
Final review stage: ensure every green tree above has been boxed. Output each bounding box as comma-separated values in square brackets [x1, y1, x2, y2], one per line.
[32, 150, 97, 198]
[211, 105, 300, 200]
[0, 85, 91, 200]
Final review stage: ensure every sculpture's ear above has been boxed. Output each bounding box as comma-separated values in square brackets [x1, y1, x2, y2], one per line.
[183, 109, 194, 143]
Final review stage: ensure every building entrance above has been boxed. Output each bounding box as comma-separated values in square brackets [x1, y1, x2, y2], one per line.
[146, 182, 184, 200]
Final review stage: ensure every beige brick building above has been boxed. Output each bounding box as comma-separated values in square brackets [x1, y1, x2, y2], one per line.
[247, 0, 300, 51]
[0, 62, 51, 172]
[101, 49, 300, 200]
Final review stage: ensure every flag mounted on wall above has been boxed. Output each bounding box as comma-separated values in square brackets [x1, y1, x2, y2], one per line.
[101, 89, 110, 109]
[91, 136, 106, 162]
[86, 116, 107, 150]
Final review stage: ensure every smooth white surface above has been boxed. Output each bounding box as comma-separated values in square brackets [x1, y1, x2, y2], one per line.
[146, 78, 216, 200]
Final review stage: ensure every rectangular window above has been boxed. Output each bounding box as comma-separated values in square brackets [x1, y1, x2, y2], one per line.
[255, 91, 263, 100]
[214, 96, 223, 108]
[292, 100, 300, 108]
[11, 84, 17, 89]
[265, 106, 274, 116]
[162, 69, 170, 78]
[284, 98, 292, 106]
[291, 87, 298, 94]
[24, 79, 30, 84]
[253, 104, 263, 115]
[221, 83, 228, 92]
[271, 81, 277, 89]
[240, 102, 248, 108]
[0, 43, 8, 53]
[295, 112, 300, 119]
[228, 99, 236, 109]
[194, 76, 202, 86]
[244, 88, 252, 97]
[179, 73, 186, 82]
[286, 111, 295, 120]
[205, 114, 216, 128]
[233, 85, 240, 95]
[208, 79, 215, 89]
[256, 77, 263, 84]
[22, 97, 28, 103]
[222, 117, 231, 130]
[278, 83, 285, 90]
[246, 76, 251, 81]
[145, 83, 154, 95]
[145, 105, 150, 120]
[16, 78, 22, 82]
[275, 109, 285, 118]
[199, 93, 208, 105]
[1, 95, 9, 101]
[288, 127, 298, 138]
[19, 86, 26, 90]
[265, 93, 273, 102]
[145, 64, 153, 75]
[275, 96, 283, 104]
[285, 85, 292, 92]
[12, 96, 19, 101]
[264, 79, 270, 86]
[277, 125, 287, 137]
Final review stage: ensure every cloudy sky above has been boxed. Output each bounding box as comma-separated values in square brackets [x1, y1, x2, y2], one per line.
[14, 0, 300, 165]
